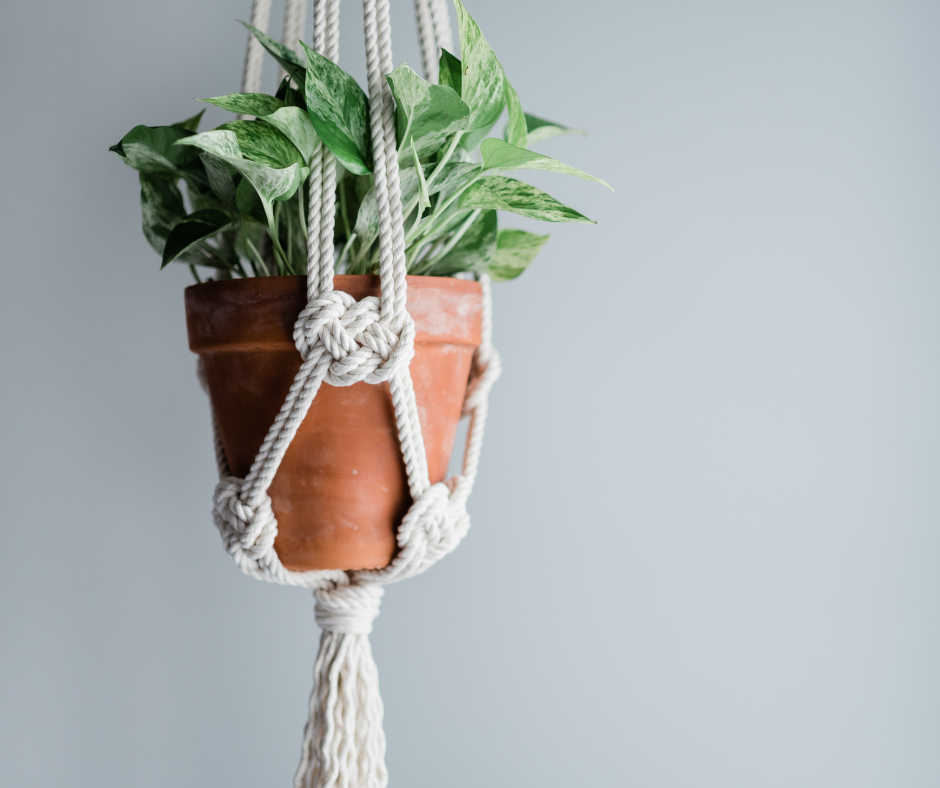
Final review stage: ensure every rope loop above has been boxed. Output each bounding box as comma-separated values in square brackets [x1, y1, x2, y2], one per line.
[293, 292, 416, 386]
[463, 346, 502, 416]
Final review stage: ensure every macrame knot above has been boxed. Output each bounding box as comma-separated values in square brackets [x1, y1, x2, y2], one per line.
[212, 476, 278, 561]
[380, 482, 470, 579]
[293, 292, 415, 386]
[314, 582, 385, 635]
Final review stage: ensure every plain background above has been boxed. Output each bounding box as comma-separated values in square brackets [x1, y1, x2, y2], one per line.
[1, 0, 938, 785]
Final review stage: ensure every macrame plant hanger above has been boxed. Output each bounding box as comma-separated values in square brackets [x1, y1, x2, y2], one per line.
[207, 1, 501, 786]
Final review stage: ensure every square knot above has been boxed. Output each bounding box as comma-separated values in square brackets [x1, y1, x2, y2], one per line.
[293, 292, 415, 386]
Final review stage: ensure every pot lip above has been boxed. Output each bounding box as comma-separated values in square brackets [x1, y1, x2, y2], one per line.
[184, 273, 482, 299]
[185, 274, 483, 353]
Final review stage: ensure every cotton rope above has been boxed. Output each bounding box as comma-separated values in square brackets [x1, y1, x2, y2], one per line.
[278, 0, 309, 83]
[238, 0, 274, 120]
[203, 3, 502, 786]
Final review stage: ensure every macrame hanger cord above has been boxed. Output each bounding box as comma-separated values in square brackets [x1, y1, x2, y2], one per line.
[239, 0, 274, 119]
[278, 0, 309, 82]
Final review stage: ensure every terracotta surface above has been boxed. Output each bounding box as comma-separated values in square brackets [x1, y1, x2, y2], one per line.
[185, 275, 483, 572]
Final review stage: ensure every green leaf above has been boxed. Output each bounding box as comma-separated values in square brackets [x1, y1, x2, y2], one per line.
[216, 120, 305, 169]
[200, 153, 238, 211]
[176, 130, 309, 233]
[171, 110, 205, 132]
[260, 106, 319, 164]
[110, 125, 198, 174]
[523, 113, 587, 145]
[438, 49, 463, 94]
[139, 174, 186, 255]
[275, 75, 307, 110]
[386, 64, 469, 150]
[161, 209, 233, 268]
[201, 93, 285, 116]
[300, 41, 372, 174]
[486, 228, 549, 281]
[460, 124, 496, 152]
[240, 21, 306, 85]
[453, 0, 505, 131]
[427, 209, 497, 275]
[503, 79, 526, 148]
[433, 161, 482, 202]
[480, 138, 611, 189]
[235, 177, 266, 222]
[459, 176, 594, 223]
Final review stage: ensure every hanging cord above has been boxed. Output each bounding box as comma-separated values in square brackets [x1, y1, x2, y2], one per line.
[239, 0, 274, 120]
[429, 0, 453, 54]
[305, 0, 341, 300]
[413, 0, 437, 82]
[278, 0, 309, 82]
[415, 0, 453, 83]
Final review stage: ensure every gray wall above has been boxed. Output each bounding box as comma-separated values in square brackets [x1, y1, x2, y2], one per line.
[1, 1, 938, 786]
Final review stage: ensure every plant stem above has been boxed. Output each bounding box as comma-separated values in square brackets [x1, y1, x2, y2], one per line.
[404, 171, 483, 247]
[336, 232, 357, 271]
[425, 131, 463, 191]
[398, 132, 465, 241]
[412, 209, 480, 275]
[245, 237, 271, 277]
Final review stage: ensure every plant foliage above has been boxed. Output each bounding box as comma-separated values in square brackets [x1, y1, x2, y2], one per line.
[110, 0, 609, 283]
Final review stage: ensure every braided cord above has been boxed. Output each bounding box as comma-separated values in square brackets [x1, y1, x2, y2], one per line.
[363, 0, 408, 332]
[306, 0, 341, 300]
[278, 0, 309, 83]
[413, 0, 437, 82]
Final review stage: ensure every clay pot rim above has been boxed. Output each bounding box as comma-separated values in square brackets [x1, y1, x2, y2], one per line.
[186, 273, 482, 298]
[186, 274, 483, 354]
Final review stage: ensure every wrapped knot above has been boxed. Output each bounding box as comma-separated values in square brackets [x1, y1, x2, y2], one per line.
[212, 476, 278, 561]
[377, 482, 470, 580]
[315, 583, 385, 635]
[293, 292, 415, 386]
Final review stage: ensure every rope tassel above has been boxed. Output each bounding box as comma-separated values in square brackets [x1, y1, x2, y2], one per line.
[295, 584, 389, 788]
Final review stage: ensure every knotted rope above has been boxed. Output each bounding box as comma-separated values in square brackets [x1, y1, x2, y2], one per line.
[201, 3, 502, 786]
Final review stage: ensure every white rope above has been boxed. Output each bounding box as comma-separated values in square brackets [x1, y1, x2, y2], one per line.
[241, 0, 274, 94]
[429, 0, 454, 57]
[415, 0, 453, 83]
[278, 0, 309, 83]
[305, 0, 341, 300]
[222, 3, 502, 786]
[413, 0, 437, 82]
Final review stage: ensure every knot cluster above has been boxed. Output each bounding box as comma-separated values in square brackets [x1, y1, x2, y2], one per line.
[365, 482, 471, 583]
[212, 477, 277, 564]
[314, 583, 385, 635]
[293, 292, 415, 386]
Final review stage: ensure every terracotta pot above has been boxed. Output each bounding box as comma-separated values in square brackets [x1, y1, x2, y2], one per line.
[185, 275, 483, 572]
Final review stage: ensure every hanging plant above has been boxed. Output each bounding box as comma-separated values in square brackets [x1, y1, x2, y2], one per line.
[110, 1, 610, 284]
[110, 2, 610, 785]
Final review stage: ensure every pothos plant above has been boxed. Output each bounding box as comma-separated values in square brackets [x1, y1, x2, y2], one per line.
[110, 1, 610, 284]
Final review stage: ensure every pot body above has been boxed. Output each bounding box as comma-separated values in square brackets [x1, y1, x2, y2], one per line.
[185, 275, 482, 571]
